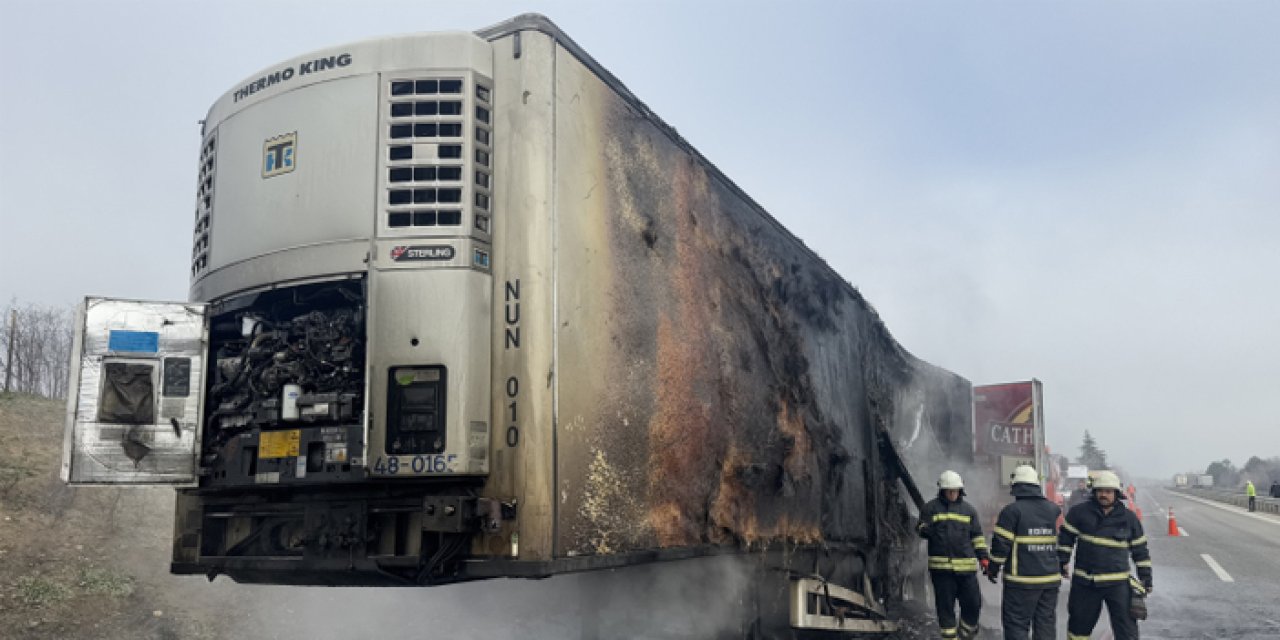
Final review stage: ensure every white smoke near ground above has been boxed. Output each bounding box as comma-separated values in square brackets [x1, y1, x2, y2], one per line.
[8, 426, 755, 640]
[894, 375, 1002, 522]
[223, 555, 756, 640]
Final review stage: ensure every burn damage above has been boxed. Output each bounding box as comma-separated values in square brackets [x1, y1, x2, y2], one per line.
[551, 79, 971, 573]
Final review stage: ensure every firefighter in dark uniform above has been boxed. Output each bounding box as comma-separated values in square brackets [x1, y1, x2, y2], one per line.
[1058, 470, 1152, 640]
[987, 465, 1062, 640]
[917, 470, 988, 640]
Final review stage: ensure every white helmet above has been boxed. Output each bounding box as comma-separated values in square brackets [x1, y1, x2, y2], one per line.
[1091, 470, 1122, 491]
[938, 470, 965, 490]
[1011, 465, 1039, 485]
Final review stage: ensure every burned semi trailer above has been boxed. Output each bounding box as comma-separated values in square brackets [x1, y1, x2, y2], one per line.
[61, 14, 972, 635]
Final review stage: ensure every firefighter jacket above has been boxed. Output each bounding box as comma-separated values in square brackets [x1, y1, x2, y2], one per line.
[1058, 497, 1152, 590]
[989, 483, 1062, 588]
[917, 492, 988, 573]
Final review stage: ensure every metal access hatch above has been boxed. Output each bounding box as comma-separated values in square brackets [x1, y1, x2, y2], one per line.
[61, 298, 207, 485]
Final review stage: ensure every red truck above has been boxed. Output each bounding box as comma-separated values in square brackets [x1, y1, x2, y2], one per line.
[972, 380, 1049, 518]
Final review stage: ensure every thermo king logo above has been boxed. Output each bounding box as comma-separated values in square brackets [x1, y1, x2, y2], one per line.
[262, 132, 296, 178]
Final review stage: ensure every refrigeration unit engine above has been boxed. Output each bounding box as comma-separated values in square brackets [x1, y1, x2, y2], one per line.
[205, 285, 365, 479]
[61, 14, 974, 634]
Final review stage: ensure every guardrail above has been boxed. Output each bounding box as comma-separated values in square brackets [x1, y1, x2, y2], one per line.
[1170, 486, 1280, 515]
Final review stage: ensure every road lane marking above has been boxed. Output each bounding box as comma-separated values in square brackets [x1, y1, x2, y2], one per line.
[1201, 554, 1234, 582]
[1164, 490, 1280, 527]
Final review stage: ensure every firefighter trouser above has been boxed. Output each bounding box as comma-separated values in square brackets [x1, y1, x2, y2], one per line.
[1001, 585, 1058, 640]
[1067, 581, 1139, 640]
[930, 571, 981, 639]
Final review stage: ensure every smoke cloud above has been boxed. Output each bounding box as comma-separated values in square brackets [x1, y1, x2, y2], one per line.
[224, 555, 757, 640]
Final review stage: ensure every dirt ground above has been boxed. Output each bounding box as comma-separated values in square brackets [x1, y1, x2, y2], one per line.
[0, 392, 248, 640]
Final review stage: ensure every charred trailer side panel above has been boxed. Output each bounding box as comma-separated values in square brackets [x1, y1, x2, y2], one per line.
[468, 16, 975, 605]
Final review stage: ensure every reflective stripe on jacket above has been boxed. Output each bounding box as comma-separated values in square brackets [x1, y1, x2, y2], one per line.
[918, 493, 988, 572]
[989, 482, 1063, 589]
[1058, 496, 1151, 588]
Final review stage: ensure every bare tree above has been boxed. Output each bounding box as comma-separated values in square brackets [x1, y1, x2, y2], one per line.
[1, 299, 74, 399]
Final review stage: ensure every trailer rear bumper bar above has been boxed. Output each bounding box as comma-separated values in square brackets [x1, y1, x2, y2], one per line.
[790, 576, 898, 634]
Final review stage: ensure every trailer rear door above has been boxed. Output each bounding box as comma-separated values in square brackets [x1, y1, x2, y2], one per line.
[61, 298, 207, 485]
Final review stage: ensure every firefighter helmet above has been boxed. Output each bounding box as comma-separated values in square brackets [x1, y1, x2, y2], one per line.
[938, 470, 965, 490]
[1091, 470, 1122, 491]
[1011, 465, 1040, 485]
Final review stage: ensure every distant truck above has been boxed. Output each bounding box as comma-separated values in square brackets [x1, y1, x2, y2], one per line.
[1173, 474, 1189, 488]
[1194, 475, 1215, 487]
[972, 381, 1047, 515]
[58, 13, 973, 637]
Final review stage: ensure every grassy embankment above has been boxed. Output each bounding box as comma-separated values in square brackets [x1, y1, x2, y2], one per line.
[0, 392, 241, 639]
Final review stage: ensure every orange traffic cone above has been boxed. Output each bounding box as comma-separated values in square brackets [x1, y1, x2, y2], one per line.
[1167, 508, 1179, 536]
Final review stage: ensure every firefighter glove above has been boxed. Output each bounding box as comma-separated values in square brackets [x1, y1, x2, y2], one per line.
[1142, 576, 1153, 595]
[1130, 592, 1148, 621]
[1061, 564, 1070, 579]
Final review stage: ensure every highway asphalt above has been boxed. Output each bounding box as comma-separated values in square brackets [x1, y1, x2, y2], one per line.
[1132, 485, 1280, 639]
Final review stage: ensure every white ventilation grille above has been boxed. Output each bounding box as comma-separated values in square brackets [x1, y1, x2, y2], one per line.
[191, 134, 216, 278]
[382, 75, 491, 236]
[473, 82, 492, 234]
[385, 78, 466, 229]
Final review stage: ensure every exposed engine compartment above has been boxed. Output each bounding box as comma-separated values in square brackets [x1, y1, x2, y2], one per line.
[201, 279, 367, 486]
[164, 278, 495, 581]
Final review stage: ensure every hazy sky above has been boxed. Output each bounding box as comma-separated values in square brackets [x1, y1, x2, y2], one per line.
[2, 1, 1277, 478]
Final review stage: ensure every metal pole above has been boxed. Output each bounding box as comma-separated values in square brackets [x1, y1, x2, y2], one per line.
[3, 308, 15, 393]
[1033, 379, 1045, 480]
